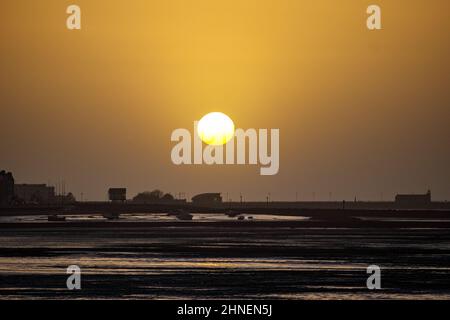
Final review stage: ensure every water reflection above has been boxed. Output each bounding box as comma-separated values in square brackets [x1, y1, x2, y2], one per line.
[0, 222, 450, 299]
[0, 213, 309, 223]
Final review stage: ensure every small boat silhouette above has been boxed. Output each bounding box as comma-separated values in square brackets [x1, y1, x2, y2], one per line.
[168, 209, 193, 221]
[102, 212, 120, 220]
[226, 210, 241, 218]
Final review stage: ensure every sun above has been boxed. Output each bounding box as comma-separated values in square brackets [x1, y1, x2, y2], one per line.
[197, 112, 235, 146]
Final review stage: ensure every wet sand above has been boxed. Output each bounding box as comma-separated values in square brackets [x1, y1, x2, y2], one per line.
[1, 217, 450, 299]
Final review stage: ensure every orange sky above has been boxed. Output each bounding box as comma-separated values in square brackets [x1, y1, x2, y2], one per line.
[1, 0, 449, 201]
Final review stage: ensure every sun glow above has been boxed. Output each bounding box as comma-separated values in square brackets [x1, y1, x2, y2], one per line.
[197, 112, 235, 146]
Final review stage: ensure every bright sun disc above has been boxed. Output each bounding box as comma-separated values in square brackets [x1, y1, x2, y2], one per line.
[197, 112, 235, 146]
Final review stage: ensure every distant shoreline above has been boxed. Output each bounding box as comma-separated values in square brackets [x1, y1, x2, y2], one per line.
[2, 217, 450, 230]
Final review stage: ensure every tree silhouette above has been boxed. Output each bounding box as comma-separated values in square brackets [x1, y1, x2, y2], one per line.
[133, 189, 173, 203]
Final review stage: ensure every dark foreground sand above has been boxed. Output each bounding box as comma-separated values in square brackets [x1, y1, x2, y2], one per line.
[0, 218, 450, 299]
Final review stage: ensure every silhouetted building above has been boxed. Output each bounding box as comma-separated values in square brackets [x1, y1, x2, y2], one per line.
[14, 184, 55, 204]
[0, 170, 15, 206]
[395, 190, 431, 205]
[192, 193, 222, 206]
[108, 188, 127, 202]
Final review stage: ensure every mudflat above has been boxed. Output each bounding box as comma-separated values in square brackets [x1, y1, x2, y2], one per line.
[0, 216, 449, 299]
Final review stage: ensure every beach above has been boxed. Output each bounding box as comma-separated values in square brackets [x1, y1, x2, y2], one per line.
[1, 213, 450, 299]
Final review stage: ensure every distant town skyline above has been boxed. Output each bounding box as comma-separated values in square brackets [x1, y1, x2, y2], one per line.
[1, 169, 445, 202]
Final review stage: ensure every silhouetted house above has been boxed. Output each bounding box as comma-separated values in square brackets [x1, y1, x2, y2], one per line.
[395, 190, 431, 205]
[14, 184, 55, 204]
[192, 193, 222, 206]
[0, 170, 15, 206]
[108, 188, 126, 202]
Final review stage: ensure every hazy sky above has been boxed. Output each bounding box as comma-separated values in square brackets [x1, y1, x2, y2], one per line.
[1, 0, 449, 201]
